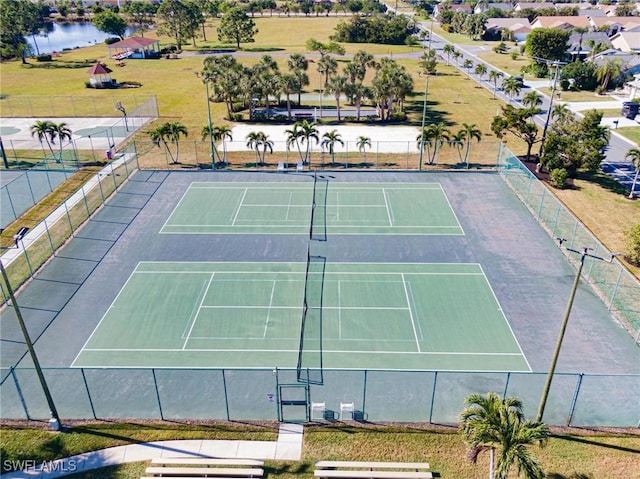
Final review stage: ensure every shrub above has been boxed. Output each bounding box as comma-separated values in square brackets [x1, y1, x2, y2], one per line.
[510, 51, 518, 60]
[104, 37, 120, 45]
[624, 223, 640, 265]
[550, 168, 569, 189]
[36, 54, 52, 62]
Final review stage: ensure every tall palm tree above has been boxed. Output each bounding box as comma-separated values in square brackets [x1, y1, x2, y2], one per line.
[245, 131, 273, 166]
[356, 135, 371, 162]
[52, 122, 72, 162]
[502, 76, 522, 101]
[572, 26, 589, 62]
[280, 73, 300, 120]
[551, 104, 573, 129]
[474, 63, 488, 82]
[488, 70, 503, 99]
[455, 123, 482, 168]
[463, 59, 474, 79]
[321, 129, 344, 165]
[317, 54, 338, 88]
[443, 44, 455, 66]
[625, 147, 640, 199]
[298, 120, 320, 164]
[425, 122, 450, 165]
[595, 58, 624, 91]
[287, 53, 309, 105]
[522, 91, 542, 109]
[325, 74, 348, 121]
[149, 121, 188, 164]
[285, 122, 304, 163]
[460, 392, 549, 479]
[30, 120, 56, 158]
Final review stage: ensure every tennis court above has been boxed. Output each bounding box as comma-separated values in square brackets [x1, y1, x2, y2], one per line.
[72, 261, 528, 371]
[160, 181, 463, 235]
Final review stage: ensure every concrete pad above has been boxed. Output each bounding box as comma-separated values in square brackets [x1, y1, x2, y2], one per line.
[274, 441, 303, 460]
[235, 441, 278, 459]
[277, 423, 304, 442]
[154, 440, 206, 457]
[198, 440, 241, 458]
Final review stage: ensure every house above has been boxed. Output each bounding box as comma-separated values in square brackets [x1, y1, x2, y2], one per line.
[567, 31, 611, 60]
[589, 16, 640, 36]
[484, 18, 532, 42]
[433, 3, 472, 20]
[530, 15, 591, 31]
[578, 9, 606, 18]
[513, 2, 555, 12]
[610, 32, 640, 54]
[106, 36, 162, 60]
[473, 2, 512, 15]
[591, 50, 640, 82]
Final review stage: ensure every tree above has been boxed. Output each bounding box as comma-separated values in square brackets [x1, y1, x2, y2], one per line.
[624, 223, 640, 265]
[321, 129, 344, 164]
[149, 121, 188, 164]
[213, 125, 233, 164]
[356, 135, 371, 162]
[624, 148, 640, 199]
[122, 1, 156, 37]
[452, 123, 482, 168]
[595, 58, 624, 91]
[488, 70, 503, 99]
[317, 54, 338, 88]
[419, 48, 438, 76]
[286, 120, 319, 164]
[245, 131, 273, 166]
[157, 0, 201, 49]
[522, 91, 542, 110]
[218, 6, 258, 49]
[92, 7, 114, 31]
[30, 120, 56, 158]
[52, 122, 72, 162]
[325, 75, 348, 121]
[305, 38, 345, 57]
[443, 44, 455, 66]
[463, 59, 474, 79]
[474, 63, 487, 82]
[525, 28, 570, 66]
[280, 73, 300, 120]
[502, 76, 522, 101]
[571, 26, 589, 62]
[417, 122, 450, 165]
[460, 392, 549, 479]
[287, 53, 309, 105]
[491, 105, 540, 161]
[0, 0, 45, 62]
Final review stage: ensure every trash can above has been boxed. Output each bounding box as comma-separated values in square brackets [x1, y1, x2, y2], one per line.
[106, 150, 112, 160]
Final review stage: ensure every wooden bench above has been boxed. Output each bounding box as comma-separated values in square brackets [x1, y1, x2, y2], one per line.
[314, 461, 431, 479]
[151, 458, 264, 467]
[144, 466, 263, 478]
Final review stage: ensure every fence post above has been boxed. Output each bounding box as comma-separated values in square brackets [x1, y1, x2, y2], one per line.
[152, 369, 164, 420]
[362, 370, 367, 418]
[566, 373, 583, 426]
[428, 371, 437, 423]
[222, 369, 230, 421]
[608, 267, 623, 311]
[81, 368, 97, 419]
[11, 367, 31, 420]
[551, 202, 562, 238]
[502, 372, 511, 399]
[536, 188, 546, 221]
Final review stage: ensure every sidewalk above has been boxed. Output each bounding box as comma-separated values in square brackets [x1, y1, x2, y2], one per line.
[4, 424, 304, 479]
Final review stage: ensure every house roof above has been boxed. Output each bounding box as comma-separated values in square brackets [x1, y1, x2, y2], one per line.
[610, 32, 640, 53]
[589, 16, 640, 29]
[531, 16, 591, 29]
[567, 31, 611, 53]
[515, 2, 554, 11]
[485, 17, 532, 32]
[108, 36, 160, 48]
[87, 63, 112, 75]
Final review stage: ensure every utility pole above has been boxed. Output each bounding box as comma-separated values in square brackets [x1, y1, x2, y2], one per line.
[418, 18, 434, 171]
[537, 59, 565, 157]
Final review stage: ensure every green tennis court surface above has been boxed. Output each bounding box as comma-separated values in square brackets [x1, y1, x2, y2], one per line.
[160, 182, 463, 235]
[73, 261, 529, 372]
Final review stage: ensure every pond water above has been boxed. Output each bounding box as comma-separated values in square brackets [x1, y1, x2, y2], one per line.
[27, 22, 134, 55]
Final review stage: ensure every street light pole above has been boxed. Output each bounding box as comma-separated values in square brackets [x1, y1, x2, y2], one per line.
[196, 72, 219, 170]
[0, 259, 61, 430]
[536, 239, 616, 422]
[537, 60, 564, 157]
[418, 18, 434, 172]
[318, 68, 324, 122]
[115, 102, 129, 132]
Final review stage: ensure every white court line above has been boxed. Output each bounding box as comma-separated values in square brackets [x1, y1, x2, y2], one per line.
[182, 272, 215, 350]
[181, 279, 211, 339]
[437, 183, 466, 236]
[402, 274, 421, 353]
[338, 280, 342, 340]
[382, 188, 393, 226]
[263, 280, 277, 338]
[405, 281, 424, 341]
[231, 187, 248, 226]
[200, 305, 300, 309]
[134, 269, 483, 276]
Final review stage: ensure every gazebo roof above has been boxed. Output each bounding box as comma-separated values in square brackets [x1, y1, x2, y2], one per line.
[87, 62, 112, 74]
[108, 36, 160, 48]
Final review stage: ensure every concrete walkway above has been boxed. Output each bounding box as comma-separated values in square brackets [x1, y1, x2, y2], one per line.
[4, 423, 303, 479]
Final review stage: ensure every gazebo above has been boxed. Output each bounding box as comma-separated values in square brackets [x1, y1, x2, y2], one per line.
[87, 62, 115, 87]
[107, 37, 161, 60]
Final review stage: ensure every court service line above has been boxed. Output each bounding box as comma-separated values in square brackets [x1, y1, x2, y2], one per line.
[231, 188, 248, 226]
[263, 280, 277, 338]
[181, 279, 211, 340]
[382, 188, 394, 226]
[182, 272, 215, 350]
[401, 273, 421, 353]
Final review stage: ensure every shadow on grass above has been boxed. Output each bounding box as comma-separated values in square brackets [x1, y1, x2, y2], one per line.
[574, 170, 632, 196]
[241, 47, 286, 52]
[552, 433, 640, 454]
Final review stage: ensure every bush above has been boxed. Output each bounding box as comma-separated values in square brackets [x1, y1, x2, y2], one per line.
[104, 37, 120, 45]
[550, 168, 569, 189]
[625, 223, 640, 265]
[36, 54, 52, 62]
[510, 51, 518, 60]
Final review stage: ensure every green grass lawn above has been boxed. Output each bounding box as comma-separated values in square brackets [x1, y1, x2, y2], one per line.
[1, 422, 639, 478]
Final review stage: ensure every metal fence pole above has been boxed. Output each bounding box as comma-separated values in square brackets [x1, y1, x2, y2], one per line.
[608, 267, 623, 311]
[152, 369, 164, 420]
[362, 370, 368, 417]
[222, 369, 230, 421]
[566, 373, 583, 426]
[428, 371, 437, 423]
[80, 368, 97, 419]
[11, 367, 31, 420]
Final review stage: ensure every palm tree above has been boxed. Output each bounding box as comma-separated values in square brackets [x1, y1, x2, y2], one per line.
[149, 121, 188, 164]
[356, 135, 371, 162]
[245, 131, 273, 166]
[443, 44, 455, 66]
[474, 63, 488, 82]
[426, 122, 450, 165]
[551, 104, 573, 128]
[317, 54, 338, 88]
[625, 147, 640, 199]
[30, 120, 56, 158]
[280, 73, 300, 120]
[455, 123, 482, 168]
[52, 122, 72, 162]
[321, 129, 344, 165]
[213, 125, 233, 164]
[463, 59, 474, 79]
[460, 392, 549, 479]
[502, 76, 522, 101]
[522, 91, 542, 109]
[298, 120, 319, 164]
[595, 58, 624, 91]
[325, 74, 348, 121]
[572, 26, 589, 62]
[287, 53, 309, 105]
[488, 70, 503, 99]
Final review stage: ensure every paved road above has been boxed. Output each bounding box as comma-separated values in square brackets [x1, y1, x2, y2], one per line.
[416, 23, 639, 196]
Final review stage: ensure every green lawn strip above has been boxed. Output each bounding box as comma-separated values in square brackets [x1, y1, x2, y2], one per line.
[3, 423, 639, 478]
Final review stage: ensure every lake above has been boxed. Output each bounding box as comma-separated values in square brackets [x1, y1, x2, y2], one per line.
[27, 22, 135, 55]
